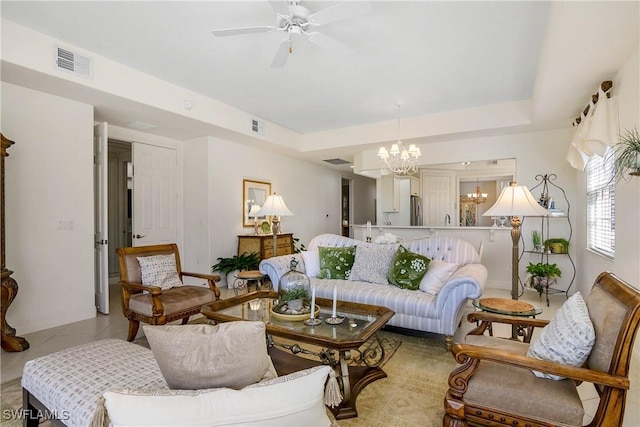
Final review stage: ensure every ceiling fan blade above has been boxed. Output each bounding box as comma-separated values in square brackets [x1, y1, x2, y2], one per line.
[267, 0, 290, 15]
[308, 1, 372, 27]
[212, 26, 275, 37]
[271, 39, 291, 68]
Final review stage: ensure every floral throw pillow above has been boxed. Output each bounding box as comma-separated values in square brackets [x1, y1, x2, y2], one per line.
[317, 246, 356, 280]
[388, 245, 430, 290]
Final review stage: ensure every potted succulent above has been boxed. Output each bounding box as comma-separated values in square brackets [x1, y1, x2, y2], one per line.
[526, 262, 562, 295]
[612, 127, 640, 182]
[211, 252, 260, 288]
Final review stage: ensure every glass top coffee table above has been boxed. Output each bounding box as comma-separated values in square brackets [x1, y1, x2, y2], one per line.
[201, 290, 394, 420]
[472, 297, 543, 342]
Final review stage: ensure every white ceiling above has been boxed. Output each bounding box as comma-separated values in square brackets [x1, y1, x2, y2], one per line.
[1, 1, 638, 169]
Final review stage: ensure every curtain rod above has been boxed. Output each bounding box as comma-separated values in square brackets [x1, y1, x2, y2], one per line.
[574, 80, 613, 125]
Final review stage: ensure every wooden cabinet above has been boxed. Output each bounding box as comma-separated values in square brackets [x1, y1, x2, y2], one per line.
[238, 233, 294, 260]
[380, 175, 400, 212]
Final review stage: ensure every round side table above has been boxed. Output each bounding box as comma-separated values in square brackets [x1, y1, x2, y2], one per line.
[472, 298, 543, 342]
[233, 270, 269, 295]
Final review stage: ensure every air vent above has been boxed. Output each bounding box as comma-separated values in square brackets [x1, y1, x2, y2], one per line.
[126, 121, 156, 131]
[54, 45, 92, 79]
[486, 160, 498, 165]
[251, 119, 265, 135]
[323, 158, 351, 165]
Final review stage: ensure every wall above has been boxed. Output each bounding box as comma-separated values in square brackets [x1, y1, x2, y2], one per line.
[1, 82, 96, 334]
[349, 173, 376, 226]
[575, 47, 640, 294]
[182, 136, 343, 287]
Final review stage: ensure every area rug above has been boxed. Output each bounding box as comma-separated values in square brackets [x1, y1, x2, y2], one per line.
[0, 329, 454, 426]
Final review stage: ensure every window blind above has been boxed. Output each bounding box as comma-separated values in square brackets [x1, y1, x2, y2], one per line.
[586, 148, 615, 258]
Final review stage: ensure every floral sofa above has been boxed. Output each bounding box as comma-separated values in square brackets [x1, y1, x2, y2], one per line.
[260, 234, 487, 347]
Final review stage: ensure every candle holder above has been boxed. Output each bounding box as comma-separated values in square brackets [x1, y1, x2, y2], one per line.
[304, 317, 322, 326]
[325, 316, 345, 325]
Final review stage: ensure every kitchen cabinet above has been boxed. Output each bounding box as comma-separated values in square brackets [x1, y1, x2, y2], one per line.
[380, 175, 400, 212]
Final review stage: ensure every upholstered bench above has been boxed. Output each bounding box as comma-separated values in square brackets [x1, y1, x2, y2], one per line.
[22, 335, 337, 427]
[22, 339, 167, 427]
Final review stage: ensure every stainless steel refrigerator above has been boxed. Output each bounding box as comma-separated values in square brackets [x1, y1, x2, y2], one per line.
[410, 195, 423, 226]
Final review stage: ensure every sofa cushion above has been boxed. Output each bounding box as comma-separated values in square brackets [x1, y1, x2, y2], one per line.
[302, 250, 320, 278]
[143, 322, 270, 390]
[419, 260, 459, 295]
[137, 254, 182, 290]
[349, 244, 396, 285]
[317, 246, 356, 280]
[102, 366, 333, 427]
[527, 292, 595, 380]
[388, 245, 430, 290]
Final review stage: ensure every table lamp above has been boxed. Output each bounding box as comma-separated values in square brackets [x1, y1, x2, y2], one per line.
[256, 193, 294, 257]
[483, 182, 548, 300]
[248, 204, 261, 235]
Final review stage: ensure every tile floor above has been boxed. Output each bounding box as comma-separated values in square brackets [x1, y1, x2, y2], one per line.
[1, 285, 639, 425]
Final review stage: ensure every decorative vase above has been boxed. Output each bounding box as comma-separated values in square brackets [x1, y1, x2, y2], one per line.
[278, 258, 310, 309]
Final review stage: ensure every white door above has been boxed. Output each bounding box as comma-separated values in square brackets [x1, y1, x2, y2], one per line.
[421, 174, 451, 227]
[93, 123, 109, 314]
[132, 143, 178, 246]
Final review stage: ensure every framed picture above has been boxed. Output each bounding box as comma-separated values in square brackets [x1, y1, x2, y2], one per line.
[243, 179, 271, 227]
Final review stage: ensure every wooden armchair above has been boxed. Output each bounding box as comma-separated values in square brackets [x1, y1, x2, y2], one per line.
[117, 244, 221, 341]
[444, 272, 640, 427]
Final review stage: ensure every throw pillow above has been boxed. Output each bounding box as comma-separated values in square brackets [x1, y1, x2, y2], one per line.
[419, 260, 459, 295]
[388, 245, 430, 291]
[101, 366, 333, 427]
[317, 246, 356, 280]
[527, 292, 595, 380]
[137, 254, 182, 290]
[301, 250, 320, 278]
[143, 322, 269, 390]
[349, 244, 396, 285]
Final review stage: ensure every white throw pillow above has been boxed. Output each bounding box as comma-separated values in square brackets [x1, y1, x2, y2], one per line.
[349, 244, 397, 285]
[137, 254, 182, 290]
[143, 323, 270, 390]
[302, 250, 320, 278]
[527, 292, 595, 380]
[102, 366, 333, 427]
[419, 260, 459, 294]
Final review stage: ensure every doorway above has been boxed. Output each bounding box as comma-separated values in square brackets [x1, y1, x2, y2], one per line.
[341, 178, 351, 237]
[108, 140, 132, 280]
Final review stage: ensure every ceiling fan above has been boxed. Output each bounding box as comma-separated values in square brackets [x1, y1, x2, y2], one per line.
[211, 0, 370, 68]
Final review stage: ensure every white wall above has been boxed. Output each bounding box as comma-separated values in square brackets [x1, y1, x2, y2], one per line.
[575, 47, 640, 294]
[2, 82, 96, 334]
[182, 136, 343, 287]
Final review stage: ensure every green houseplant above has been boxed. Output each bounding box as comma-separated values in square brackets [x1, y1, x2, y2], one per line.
[526, 262, 562, 295]
[211, 252, 260, 287]
[531, 230, 542, 252]
[612, 127, 640, 183]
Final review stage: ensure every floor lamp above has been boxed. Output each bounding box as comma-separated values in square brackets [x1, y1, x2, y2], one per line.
[256, 193, 294, 259]
[483, 183, 548, 301]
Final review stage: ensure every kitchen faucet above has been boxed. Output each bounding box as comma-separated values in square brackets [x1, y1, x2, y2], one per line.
[444, 214, 451, 226]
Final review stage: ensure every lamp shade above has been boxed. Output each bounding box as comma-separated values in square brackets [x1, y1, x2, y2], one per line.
[248, 204, 261, 218]
[483, 184, 548, 217]
[257, 193, 294, 217]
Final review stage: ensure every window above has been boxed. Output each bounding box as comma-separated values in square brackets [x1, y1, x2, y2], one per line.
[586, 147, 615, 258]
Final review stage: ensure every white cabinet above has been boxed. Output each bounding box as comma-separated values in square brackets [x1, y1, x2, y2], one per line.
[380, 175, 400, 212]
[409, 177, 421, 196]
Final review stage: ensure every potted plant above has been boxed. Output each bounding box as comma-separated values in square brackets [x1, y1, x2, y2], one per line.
[211, 252, 260, 288]
[612, 127, 640, 182]
[531, 230, 543, 252]
[543, 237, 569, 254]
[526, 262, 562, 295]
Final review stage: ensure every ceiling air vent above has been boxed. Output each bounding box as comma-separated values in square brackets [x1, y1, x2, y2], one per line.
[486, 160, 498, 165]
[323, 158, 351, 165]
[251, 119, 265, 135]
[54, 45, 92, 79]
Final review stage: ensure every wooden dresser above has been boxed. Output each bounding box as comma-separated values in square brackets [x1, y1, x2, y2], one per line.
[238, 233, 294, 259]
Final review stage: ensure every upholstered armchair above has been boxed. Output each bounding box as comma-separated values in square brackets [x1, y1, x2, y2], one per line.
[444, 272, 640, 427]
[117, 244, 221, 341]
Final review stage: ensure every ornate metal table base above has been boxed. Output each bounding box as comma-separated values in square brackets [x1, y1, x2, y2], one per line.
[268, 333, 388, 419]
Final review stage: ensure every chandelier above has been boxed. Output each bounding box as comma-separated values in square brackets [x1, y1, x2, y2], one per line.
[461, 179, 488, 204]
[377, 104, 421, 175]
